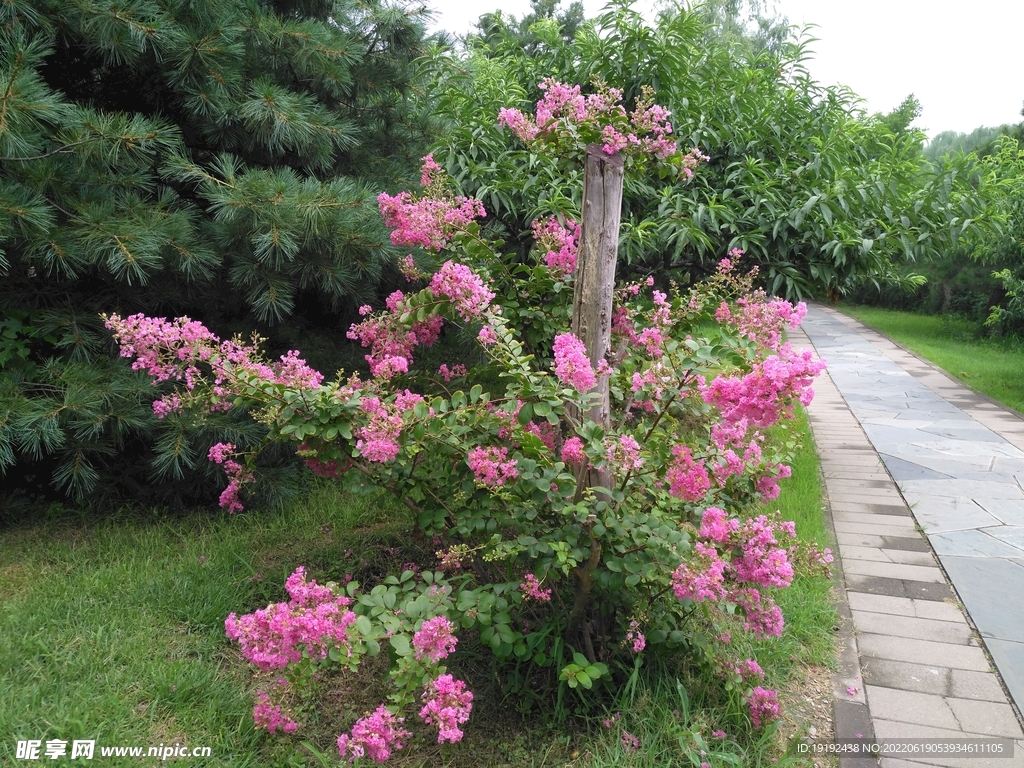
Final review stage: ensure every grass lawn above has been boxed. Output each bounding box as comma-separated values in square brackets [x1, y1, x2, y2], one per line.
[0, 410, 836, 767]
[839, 305, 1024, 413]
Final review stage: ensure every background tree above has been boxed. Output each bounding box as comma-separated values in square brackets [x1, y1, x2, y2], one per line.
[421, 0, 981, 306]
[472, 0, 586, 54]
[0, 0, 434, 506]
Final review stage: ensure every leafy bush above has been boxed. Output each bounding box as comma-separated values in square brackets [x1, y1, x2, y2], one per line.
[107, 84, 832, 761]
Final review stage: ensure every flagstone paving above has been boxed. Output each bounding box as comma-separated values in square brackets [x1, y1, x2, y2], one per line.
[791, 305, 1024, 766]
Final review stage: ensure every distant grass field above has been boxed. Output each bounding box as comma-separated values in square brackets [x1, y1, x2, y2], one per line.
[0, 409, 835, 767]
[840, 305, 1024, 414]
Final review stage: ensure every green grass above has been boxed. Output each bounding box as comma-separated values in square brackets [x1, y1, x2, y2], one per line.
[840, 305, 1024, 413]
[0, 412, 836, 767]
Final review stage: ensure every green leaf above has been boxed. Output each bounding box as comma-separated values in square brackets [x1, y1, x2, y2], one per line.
[390, 634, 411, 656]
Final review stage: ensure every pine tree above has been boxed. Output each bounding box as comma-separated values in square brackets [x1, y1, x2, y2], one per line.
[0, 0, 435, 504]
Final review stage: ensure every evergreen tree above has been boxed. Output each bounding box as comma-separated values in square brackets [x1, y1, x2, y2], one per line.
[0, 0, 434, 505]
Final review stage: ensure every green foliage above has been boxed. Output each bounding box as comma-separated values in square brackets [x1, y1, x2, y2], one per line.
[422, 1, 983, 302]
[471, 0, 586, 53]
[0, 0, 435, 503]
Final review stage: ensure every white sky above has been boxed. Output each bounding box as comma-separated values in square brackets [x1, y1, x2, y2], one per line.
[425, 0, 1024, 139]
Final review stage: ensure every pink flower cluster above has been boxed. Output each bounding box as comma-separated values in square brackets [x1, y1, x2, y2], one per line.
[605, 434, 644, 473]
[626, 620, 646, 653]
[419, 674, 473, 743]
[337, 705, 411, 763]
[467, 445, 519, 487]
[746, 686, 781, 729]
[671, 542, 727, 602]
[666, 446, 711, 501]
[498, 79, 701, 164]
[520, 573, 552, 602]
[531, 216, 580, 275]
[356, 396, 403, 463]
[731, 514, 796, 588]
[552, 332, 596, 393]
[412, 616, 458, 663]
[105, 314, 324, 395]
[377, 188, 485, 253]
[670, 508, 793, 638]
[715, 295, 808, 352]
[225, 567, 356, 670]
[437, 363, 467, 382]
[701, 344, 826, 428]
[429, 261, 495, 321]
[207, 442, 252, 513]
[253, 690, 298, 734]
[560, 436, 587, 465]
[347, 291, 443, 379]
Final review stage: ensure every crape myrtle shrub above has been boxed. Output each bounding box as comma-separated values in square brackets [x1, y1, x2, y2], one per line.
[108, 83, 832, 761]
[0, 0, 434, 505]
[419, 1, 985, 303]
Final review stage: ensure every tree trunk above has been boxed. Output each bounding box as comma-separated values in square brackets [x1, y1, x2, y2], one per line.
[566, 144, 624, 656]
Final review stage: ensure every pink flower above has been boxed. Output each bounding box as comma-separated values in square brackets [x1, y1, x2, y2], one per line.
[747, 687, 781, 729]
[378, 192, 485, 252]
[561, 436, 586, 465]
[419, 674, 474, 744]
[520, 573, 552, 602]
[626, 620, 645, 653]
[252, 690, 299, 733]
[412, 616, 458, 663]
[430, 261, 495, 321]
[466, 445, 518, 487]
[477, 325, 498, 346]
[698, 507, 738, 544]
[337, 705, 411, 763]
[605, 434, 644, 473]
[225, 567, 356, 670]
[671, 543, 727, 603]
[666, 446, 711, 501]
[419, 154, 442, 187]
[532, 216, 580, 275]
[552, 333, 596, 393]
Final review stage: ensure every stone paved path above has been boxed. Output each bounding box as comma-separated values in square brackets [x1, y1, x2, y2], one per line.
[793, 304, 1024, 767]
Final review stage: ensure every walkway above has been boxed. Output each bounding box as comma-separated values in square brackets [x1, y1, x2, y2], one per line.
[793, 304, 1024, 767]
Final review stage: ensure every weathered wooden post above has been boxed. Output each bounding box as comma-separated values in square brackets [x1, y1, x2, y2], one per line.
[572, 143, 624, 486]
[567, 143, 624, 657]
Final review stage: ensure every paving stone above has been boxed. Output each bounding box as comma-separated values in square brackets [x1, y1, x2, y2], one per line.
[830, 501, 914, 516]
[901, 480, 1024, 500]
[848, 592, 915, 615]
[837, 521, 924, 537]
[949, 669, 1012, 703]
[930, 530, 1024, 558]
[864, 685, 959, 729]
[984, 639, 1024, 719]
[939, 558, 1024, 642]
[902, 497, 1004, 534]
[850, 611, 973, 645]
[982, 527, 1024, 553]
[946, 698, 1024, 738]
[844, 560, 946, 583]
[856, 634, 991, 671]
[845, 575, 956, 602]
[837, 533, 931, 551]
[912, 600, 967, 623]
[861, 656, 950, 696]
